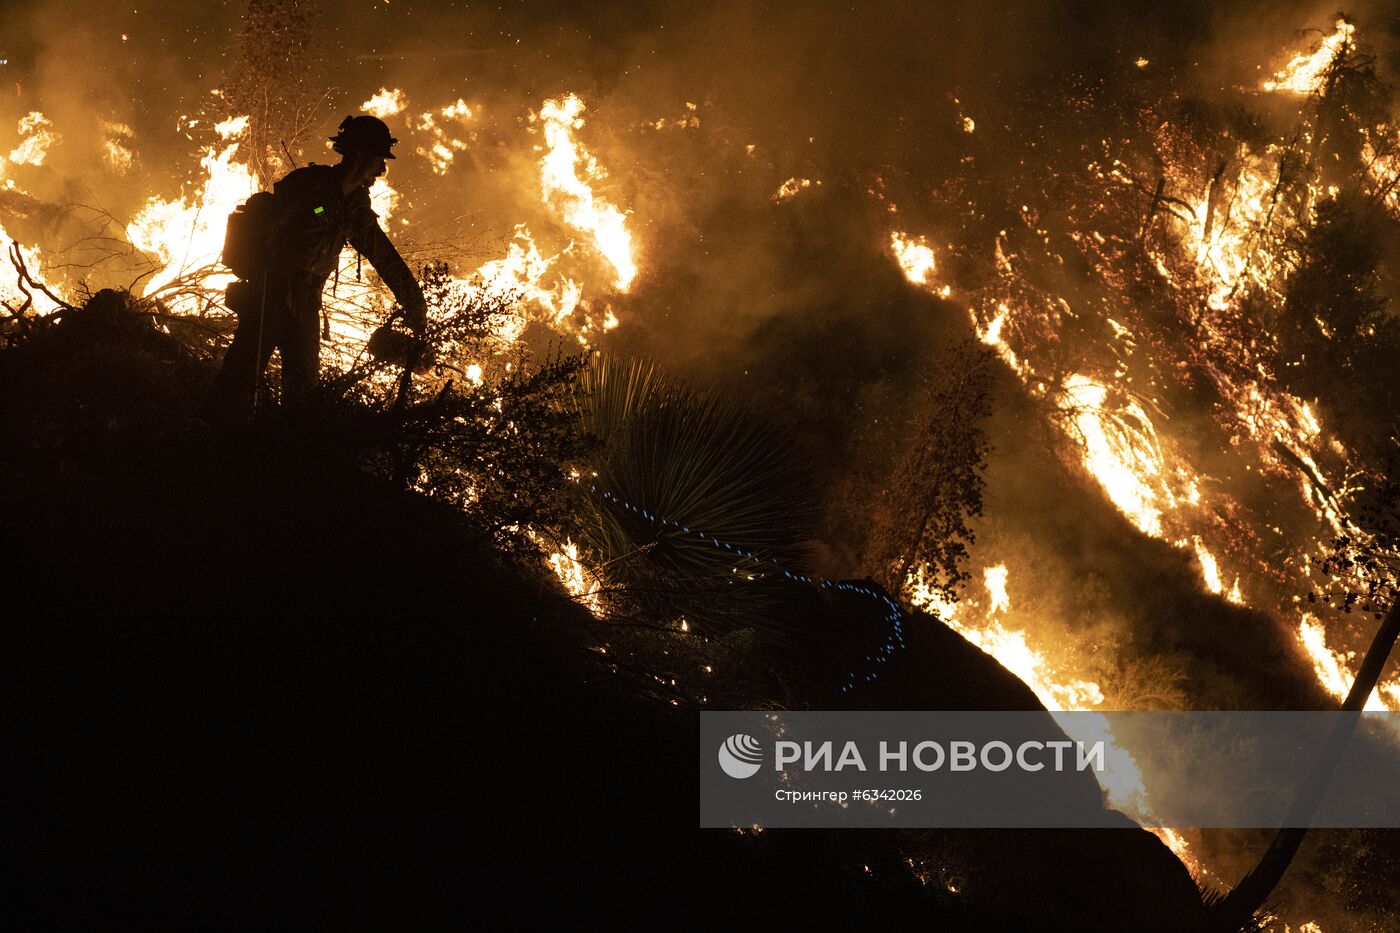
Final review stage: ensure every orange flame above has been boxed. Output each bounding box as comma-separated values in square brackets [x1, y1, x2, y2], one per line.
[907, 563, 1104, 711]
[537, 95, 637, 290]
[361, 87, 407, 118]
[1059, 374, 1177, 538]
[890, 231, 936, 285]
[545, 539, 604, 616]
[415, 99, 476, 176]
[8, 112, 57, 167]
[773, 177, 817, 202]
[1297, 615, 1400, 711]
[127, 116, 257, 312]
[1263, 19, 1354, 94]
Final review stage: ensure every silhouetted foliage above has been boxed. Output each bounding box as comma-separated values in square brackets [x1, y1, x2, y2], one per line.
[0, 262, 593, 559]
[1278, 196, 1400, 458]
[866, 341, 994, 602]
[1310, 36, 1391, 175]
[1312, 461, 1400, 619]
[318, 263, 593, 551]
[566, 354, 815, 638]
[0, 288, 212, 471]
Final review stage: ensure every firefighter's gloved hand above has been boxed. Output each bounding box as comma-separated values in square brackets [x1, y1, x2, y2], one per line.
[403, 297, 429, 336]
[369, 323, 432, 374]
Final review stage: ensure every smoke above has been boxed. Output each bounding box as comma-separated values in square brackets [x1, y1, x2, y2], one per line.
[10, 0, 1392, 369]
[8, 2, 1400, 926]
[4, 0, 1390, 726]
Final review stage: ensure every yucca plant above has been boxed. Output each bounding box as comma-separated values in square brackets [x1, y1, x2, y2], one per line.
[567, 355, 815, 638]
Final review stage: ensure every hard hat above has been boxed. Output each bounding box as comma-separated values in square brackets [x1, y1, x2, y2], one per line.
[329, 115, 398, 159]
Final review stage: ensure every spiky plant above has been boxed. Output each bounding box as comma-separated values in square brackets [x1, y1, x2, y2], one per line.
[568, 355, 814, 638]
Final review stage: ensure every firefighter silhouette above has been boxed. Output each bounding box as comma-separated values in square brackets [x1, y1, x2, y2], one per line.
[207, 115, 428, 418]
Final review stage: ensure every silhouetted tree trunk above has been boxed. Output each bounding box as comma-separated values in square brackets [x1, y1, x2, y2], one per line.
[1209, 599, 1400, 930]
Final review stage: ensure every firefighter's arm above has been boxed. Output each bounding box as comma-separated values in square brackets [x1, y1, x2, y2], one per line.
[348, 207, 428, 334]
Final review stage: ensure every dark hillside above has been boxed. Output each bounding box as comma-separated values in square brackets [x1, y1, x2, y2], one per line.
[5, 424, 947, 927]
[3, 299, 1202, 930]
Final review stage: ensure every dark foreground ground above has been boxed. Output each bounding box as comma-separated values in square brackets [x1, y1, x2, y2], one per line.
[5, 429, 1214, 930]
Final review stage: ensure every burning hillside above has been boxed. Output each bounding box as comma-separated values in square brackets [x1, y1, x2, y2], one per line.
[882, 13, 1397, 730]
[6, 2, 1400, 929]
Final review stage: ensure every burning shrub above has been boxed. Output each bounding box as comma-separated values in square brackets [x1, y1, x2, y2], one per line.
[0, 249, 595, 560]
[312, 263, 594, 553]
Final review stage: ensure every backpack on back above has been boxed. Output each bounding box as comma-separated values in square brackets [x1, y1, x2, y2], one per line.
[222, 191, 279, 280]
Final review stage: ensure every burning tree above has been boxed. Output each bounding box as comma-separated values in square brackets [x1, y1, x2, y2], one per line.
[878, 17, 1400, 704]
[876, 18, 1400, 927]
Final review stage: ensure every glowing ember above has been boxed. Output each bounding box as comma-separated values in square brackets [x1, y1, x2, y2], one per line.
[1262, 19, 1354, 94]
[773, 177, 816, 202]
[537, 95, 637, 290]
